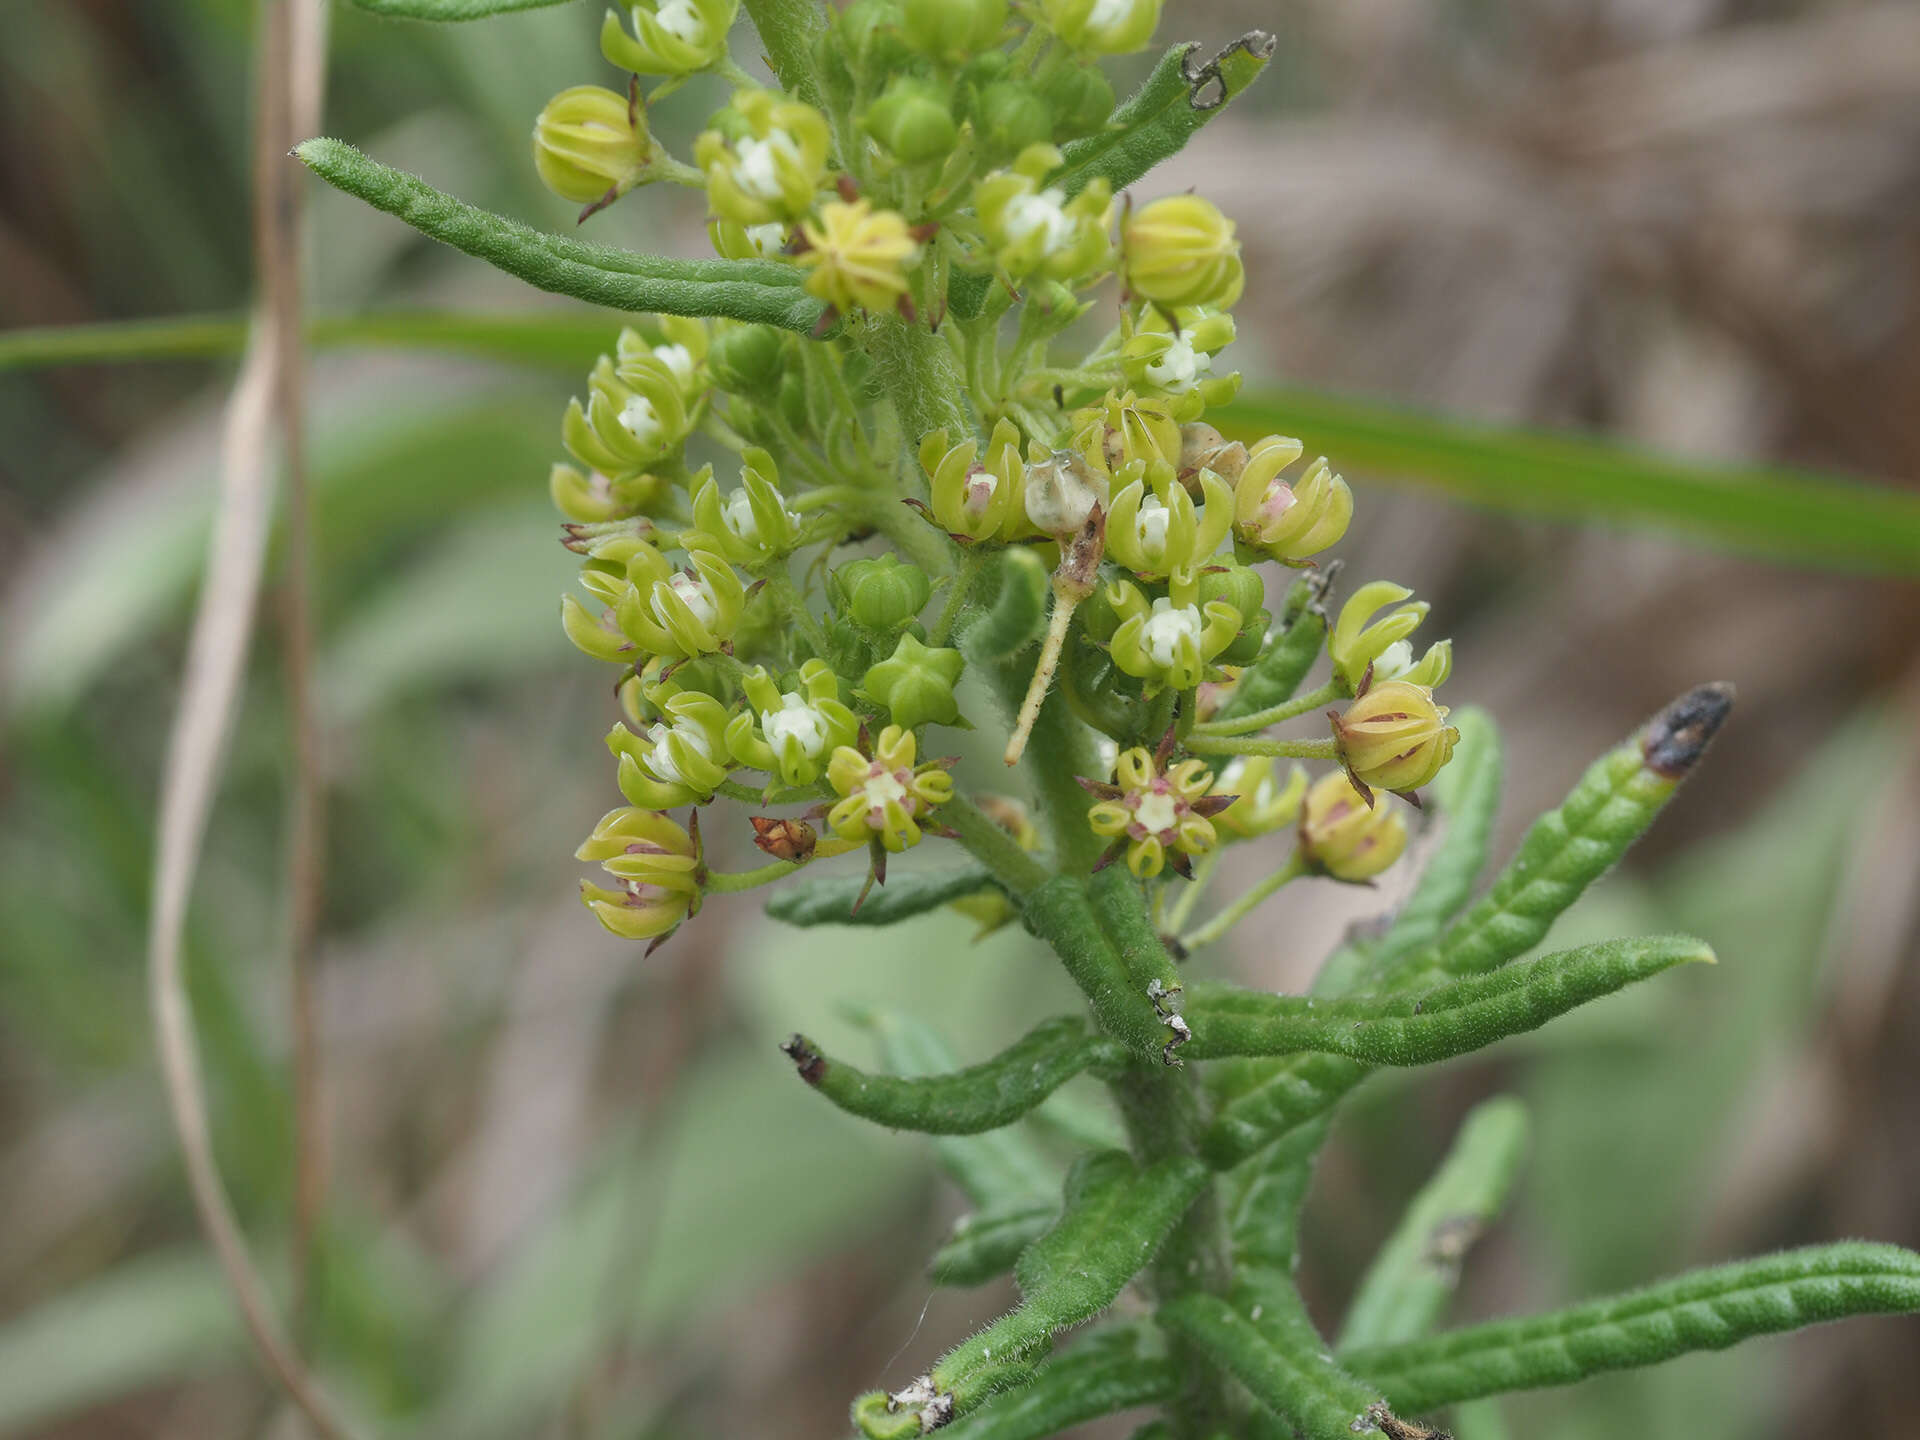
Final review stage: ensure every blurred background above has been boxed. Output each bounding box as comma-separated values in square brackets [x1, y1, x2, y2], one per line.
[2, 1, 1918, 1437]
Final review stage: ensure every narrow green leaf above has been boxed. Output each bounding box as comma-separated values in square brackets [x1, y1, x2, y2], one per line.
[1159, 1289, 1389, 1440]
[1209, 575, 1327, 726]
[295, 140, 829, 332]
[1217, 388, 1920, 577]
[780, 1017, 1127, 1135]
[937, 1324, 1175, 1440]
[958, 547, 1050, 663]
[1019, 876, 1172, 1063]
[1337, 1096, 1530, 1351]
[741, 0, 831, 115]
[931, 1204, 1058, 1288]
[1343, 1242, 1920, 1412]
[1184, 936, 1713, 1065]
[346, 0, 572, 18]
[766, 862, 1000, 927]
[1056, 32, 1277, 198]
[935, 1151, 1209, 1391]
[1225, 1117, 1331, 1275]
[856, 1010, 1060, 1212]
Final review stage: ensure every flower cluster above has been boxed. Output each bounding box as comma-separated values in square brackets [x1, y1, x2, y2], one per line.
[528, 0, 1457, 946]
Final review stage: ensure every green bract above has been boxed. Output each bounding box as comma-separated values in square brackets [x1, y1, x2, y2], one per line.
[304, 0, 1920, 1432]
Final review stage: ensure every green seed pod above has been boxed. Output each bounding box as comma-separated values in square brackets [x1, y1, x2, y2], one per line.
[863, 75, 960, 164]
[704, 321, 788, 397]
[1037, 57, 1114, 140]
[861, 632, 966, 730]
[837, 553, 934, 631]
[978, 82, 1054, 158]
[834, 0, 911, 73]
[902, 0, 1007, 63]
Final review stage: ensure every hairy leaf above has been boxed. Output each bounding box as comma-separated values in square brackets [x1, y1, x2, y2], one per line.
[958, 547, 1051, 663]
[931, 1204, 1057, 1288]
[857, 1011, 1059, 1211]
[937, 1324, 1175, 1440]
[1217, 388, 1920, 577]
[1020, 876, 1174, 1063]
[1344, 1243, 1920, 1411]
[1225, 1117, 1331, 1276]
[295, 140, 829, 332]
[1056, 33, 1276, 198]
[767, 862, 999, 927]
[1338, 1096, 1530, 1351]
[781, 1018, 1127, 1135]
[741, 0, 830, 115]
[1090, 867, 1185, 1002]
[1209, 576, 1328, 726]
[1160, 1288, 1389, 1440]
[346, 0, 571, 18]
[1183, 936, 1713, 1065]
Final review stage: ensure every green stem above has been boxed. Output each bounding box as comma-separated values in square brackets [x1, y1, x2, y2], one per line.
[929, 550, 988, 646]
[703, 838, 860, 893]
[710, 55, 758, 89]
[764, 567, 830, 654]
[1183, 852, 1306, 952]
[1193, 681, 1341, 738]
[944, 791, 1052, 897]
[1185, 734, 1338, 760]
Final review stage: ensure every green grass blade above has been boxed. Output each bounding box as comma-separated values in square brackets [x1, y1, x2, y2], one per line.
[780, 1017, 1127, 1135]
[1343, 1242, 1920, 1411]
[295, 140, 829, 332]
[1216, 389, 1920, 576]
[1184, 935, 1713, 1065]
[1337, 1096, 1530, 1351]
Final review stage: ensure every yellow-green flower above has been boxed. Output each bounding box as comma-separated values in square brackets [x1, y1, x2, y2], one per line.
[1120, 307, 1240, 421]
[1071, 388, 1181, 479]
[725, 659, 859, 788]
[562, 351, 692, 479]
[1081, 746, 1229, 878]
[1298, 771, 1408, 882]
[549, 462, 666, 524]
[532, 85, 661, 212]
[1044, 0, 1162, 54]
[695, 89, 833, 226]
[1124, 194, 1244, 310]
[685, 448, 802, 566]
[973, 144, 1113, 283]
[607, 686, 734, 808]
[1329, 580, 1429, 694]
[1230, 437, 1352, 566]
[1209, 756, 1307, 839]
[613, 542, 747, 658]
[1104, 458, 1234, 579]
[601, 0, 739, 78]
[576, 805, 702, 941]
[708, 217, 789, 260]
[616, 318, 709, 405]
[1106, 571, 1242, 693]
[1332, 678, 1458, 797]
[826, 725, 955, 852]
[798, 199, 921, 315]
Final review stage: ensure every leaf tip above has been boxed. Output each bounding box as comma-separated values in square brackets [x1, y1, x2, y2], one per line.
[1641, 681, 1735, 779]
[779, 1033, 826, 1086]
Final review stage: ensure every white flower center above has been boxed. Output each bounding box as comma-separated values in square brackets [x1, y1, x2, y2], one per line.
[723, 488, 760, 541]
[652, 0, 707, 45]
[1145, 335, 1212, 394]
[1132, 787, 1180, 836]
[1001, 187, 1076, 257]
[653, 342, 697, 390]
[745, 221, 786, 256]
[763, 694, 829, 758]
[862, 767, 910, 815]
[643, 719, 710, 784]
[618, 394, 662, 448]
[1133, 494, 1173, 563]
[962, 468, 999, 522]
[734, 129, 802, 202]
[655, 570, 719, 630]
[1372, 640, 1413, 680]
[1140, 598, 1202, 668]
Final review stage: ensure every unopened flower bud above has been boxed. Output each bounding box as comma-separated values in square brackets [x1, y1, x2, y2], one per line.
[562, 351, 692, 478]
[695, 90, 833, 225]
[708, 217, 789, 260]
[705, 322, 789, 396]
[1198, 560, 1271, 664]
[836, 553, 934, 631]
[1106, 571, 1242, 693]
[862, 632, 966, 731]
[1044, 0, 1162, 54]
[1178, 422, 1248, 488]
[533, 86, 660, 212]
[686, 450, 802, 566]
[1232, 440, 1353, 565]
[1124, 194, 1245, 310]
[902, 0, 1007, 63]
[797, 199, 921, 315]
[1037, 57, 1115, 139]
[1104, 460, 1233, 579]
[1298, 771, 1407, 882]
[863, 76, 959, 164]
[1072, 389, 1182, 479]
[920, 420, 1033, 543]
[550, 462, 665, 524]
[977, 83, 1054, 157]
[608, 686, 734, 807]
[1329, 581, 1429, 693]
[601, 0, 739, 79]
[576, 805, 702, 941]
[750, 815, 817, 862]
[614, 542, 747, 659]
[1333, 678, 1458, 795]
[974, 144, 1112, 283]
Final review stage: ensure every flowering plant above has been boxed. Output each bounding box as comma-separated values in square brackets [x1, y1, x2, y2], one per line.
[304, 2, 1920, 1435]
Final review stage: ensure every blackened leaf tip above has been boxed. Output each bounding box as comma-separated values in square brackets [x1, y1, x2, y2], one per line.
[1642, 682, 1736, 779]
